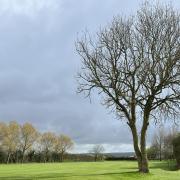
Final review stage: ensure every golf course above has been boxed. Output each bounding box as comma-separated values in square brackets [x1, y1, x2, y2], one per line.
[0, 161, 179, 180]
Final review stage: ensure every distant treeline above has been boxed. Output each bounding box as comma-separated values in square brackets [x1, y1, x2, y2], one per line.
[0, 150, 98, 163]
[146, 127, 179, 161]
[146, 127, 180, 169]
[106, 157, 136, 161]
[0, 121, 74, 163]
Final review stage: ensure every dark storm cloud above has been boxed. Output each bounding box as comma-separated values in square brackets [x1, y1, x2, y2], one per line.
[0, 0, 179, 152]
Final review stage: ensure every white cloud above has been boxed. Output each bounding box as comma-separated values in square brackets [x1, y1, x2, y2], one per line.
[0, 0, 61, 17]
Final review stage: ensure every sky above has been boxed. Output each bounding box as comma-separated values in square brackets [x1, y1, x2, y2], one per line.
[0, 0, 179, 153]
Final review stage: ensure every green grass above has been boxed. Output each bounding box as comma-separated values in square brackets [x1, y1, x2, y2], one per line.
[0, 161, 179, 180]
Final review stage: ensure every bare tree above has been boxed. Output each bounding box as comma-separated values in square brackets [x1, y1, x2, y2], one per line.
[90, 144, 105, 162]
[152, 127, 165, 161]
[55, 134, 74, 162]
[173, 133, 180, 169]
[19, 123, 39, 162]
[149, 125, 178, 160]
[162, 125, 178, 160]
[76, 2, 179, 173]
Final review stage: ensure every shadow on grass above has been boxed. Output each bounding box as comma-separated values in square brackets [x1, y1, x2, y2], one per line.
[150, 161, 177, 171]
[0, 171, 146, 180]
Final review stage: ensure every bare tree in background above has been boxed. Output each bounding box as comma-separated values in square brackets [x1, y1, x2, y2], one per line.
[39, 132, 56, 163]
[55, 134, 74, 162]
[162, 125, 178, 160]
[90, 144, 105, 162]
[19, 123, 39, 163]
[76, 2, 180, 173]
[147, 125, 178, 160]
[152, 127, 165, 161]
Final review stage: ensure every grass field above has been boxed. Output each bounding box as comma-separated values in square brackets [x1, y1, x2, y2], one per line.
[0, 161, 179, 180]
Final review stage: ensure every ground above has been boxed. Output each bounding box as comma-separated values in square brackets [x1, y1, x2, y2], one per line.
[0, 161, 179, 180]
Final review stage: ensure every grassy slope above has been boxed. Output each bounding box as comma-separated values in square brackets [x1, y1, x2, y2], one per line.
[0, 161, 179, 180]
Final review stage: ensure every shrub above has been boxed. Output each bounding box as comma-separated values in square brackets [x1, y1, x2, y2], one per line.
[172, 133, 180, 169]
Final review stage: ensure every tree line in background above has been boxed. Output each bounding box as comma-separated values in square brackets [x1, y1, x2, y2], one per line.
[173, 134, 180, 169]
[147, 126, 180, 169]
[0, 121, 73, 164]
[0, 121, 179, 169]
[147, 126, 176, 160]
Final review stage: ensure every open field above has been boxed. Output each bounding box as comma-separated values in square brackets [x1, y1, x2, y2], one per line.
[0, 161, 179, 180]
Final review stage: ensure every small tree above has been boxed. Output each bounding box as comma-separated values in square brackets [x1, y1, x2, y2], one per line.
[90, 144, 105, 162]
[55, 134, 74, 162]
[152, 127, 165, 161]
[163, 127, 178, 160]
[19, 123, 39, 162]
[39, 132, 56, 162]
[147, 146, 158, 160]
[173, 133, 180, 169]
[76, 2, 180, 173]
[149, 126, 178, 160]
[0, 121, 20, 163]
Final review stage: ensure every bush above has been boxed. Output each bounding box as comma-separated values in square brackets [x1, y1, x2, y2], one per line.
[147, 146, 158, 160]
[172, 133, 180, 169]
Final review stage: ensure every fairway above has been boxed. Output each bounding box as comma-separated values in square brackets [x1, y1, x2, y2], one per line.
[0, 161, 179, 180]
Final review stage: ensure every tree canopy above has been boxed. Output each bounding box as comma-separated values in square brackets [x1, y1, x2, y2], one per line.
[76, 2, 180, 173]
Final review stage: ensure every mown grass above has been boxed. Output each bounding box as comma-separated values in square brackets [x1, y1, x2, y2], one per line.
[0, 161, 179, 180]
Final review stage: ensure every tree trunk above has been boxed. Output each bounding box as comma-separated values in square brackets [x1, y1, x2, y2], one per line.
[60, 152, 64, 162]
[177, 163, 180, 170]
[16, 151, 19, 163]
[22, 154, 24, 163]
[129, 119, 149, 173]
[138, 154, 149, 173]
[94, 154, 97, 162]
[159, 144, 162, 161]
[22, 149, 25, 163]
[44, 151, 48, 163]
[139, 115, 149, 173]
[6, 152, 11, 164]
